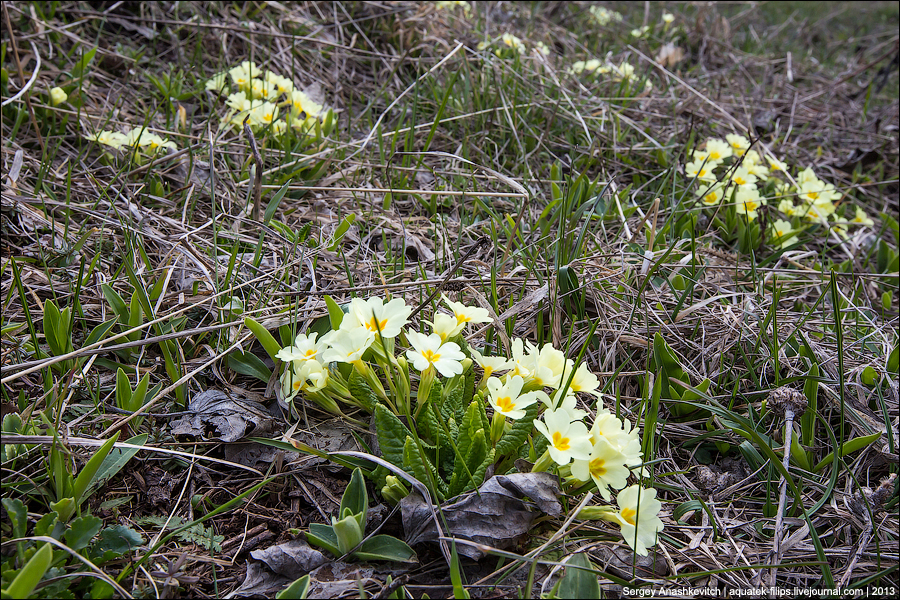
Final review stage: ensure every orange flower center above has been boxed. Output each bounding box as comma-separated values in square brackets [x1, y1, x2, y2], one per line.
[621, 507, 637, 526]
[496, 396, 515, 412]
[589, 458, 607, 477]
[366, 317, 389, 332]
[552, 431, 571, 451]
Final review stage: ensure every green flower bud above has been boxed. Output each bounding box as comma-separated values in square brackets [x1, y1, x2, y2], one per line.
[380, 475, 409, 506]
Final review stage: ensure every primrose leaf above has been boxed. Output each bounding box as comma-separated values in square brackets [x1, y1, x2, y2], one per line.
[375, 403, 410, 469]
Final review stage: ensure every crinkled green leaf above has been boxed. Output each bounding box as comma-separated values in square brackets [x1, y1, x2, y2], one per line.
[448, 427, 488, 497]
[348, 368, 377, 412]
[375, 403, 410, 470]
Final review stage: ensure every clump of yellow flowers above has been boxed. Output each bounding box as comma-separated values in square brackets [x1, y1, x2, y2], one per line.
[85, 126, 177, 164]
[205, 60, 333, 139]
[269, 293, 663, 556]
[687, 135, 876, 249]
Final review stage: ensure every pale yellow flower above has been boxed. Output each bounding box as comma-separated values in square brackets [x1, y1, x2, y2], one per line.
[771, 219, 795, 248]
[288, 90, 323, 118]
[725, 133, 750, 156]
[205, 72, 229, 94]
[49, 87, 67, 106]
[696, 184, 725, 206]
[685, 159, 718, 183]
[777, 199, 798, 216]
[430, 312, 464, 342]
[249, 101, 279, 128]
[405, 330, 465, 377]
[533, 408, 592, 466]
[730, 166, 758, 188]
[798, 180, 841, 206]
[610, 485, 664, 556]
[501, 33, 526, 54]
[265, 71, 294, 96]
[571, 436, 630, 501]
[735, 187, 765, 220]
[851, 207, 874, 227]
[87, 130, 128, 149]
[704, 139, 733, 162]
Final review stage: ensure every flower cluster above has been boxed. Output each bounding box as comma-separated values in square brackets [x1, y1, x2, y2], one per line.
[687, 136, 875, 247]
[589, 6, 623, 26]
[569, 59, 652, 93]
[273, 294, 663, 556]
[477, 33, 550, 58]
[434, 0, 471, 14]
[205, 61, 330, 138]
[85, 126, 177, 159]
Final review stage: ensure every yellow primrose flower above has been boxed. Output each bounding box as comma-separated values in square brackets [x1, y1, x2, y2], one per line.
[571, 436, 630, 501]
[589, 6, 623, 26]
[615, 62, 636, 80]
[730, 166, 758, 188]
[272, 119, 287, 137]
[442, 294, 492, 328]
[766, 155, 788, 173]
[430, 312, 464, 342]
[610, 485, 664, 556]
[535, 42, 551, 56]
[226, 91, 252, 112]
[630, 26, 649, 39]
[725, 133, 750, 156]
[662, 13, 675, 24]
[87, 130, 128, 149]
[250, 101, 279, 128]
[288, 90, 323, 118]
[229, 62, 259, 91]
[265, 71, 294, 96]
[248, 78, 278, 101]
[533, 408, 592, 466]
[771, 219, 795, 248]
[798, 180, 841, 206]
[685, 159, 718, 183]
[696, 184, 725, 206]
[704, 139, 733, 162]
[276, 332, 324, 365]
[735, 187, 765, 220]
[49, 87, 67, 106]
[566, 361, 602, 398]
[501, 33, 525, 53]
[321, 327, 375, 365]
[471, 348, 512, 378]
[341, 297, 412, 339]
[743, 153, 770, 180]
[205, 72, 229, 94]
[405, 330, 465, 377]
[144, 133, 176, 152]
[797, 167, 819, 186]
[435, 0, 471, 13]
[801, 201, 834, 223]
[851, 207, 874, 226]
[486, 375, 546, 420]
[777, 199, 798, 216]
